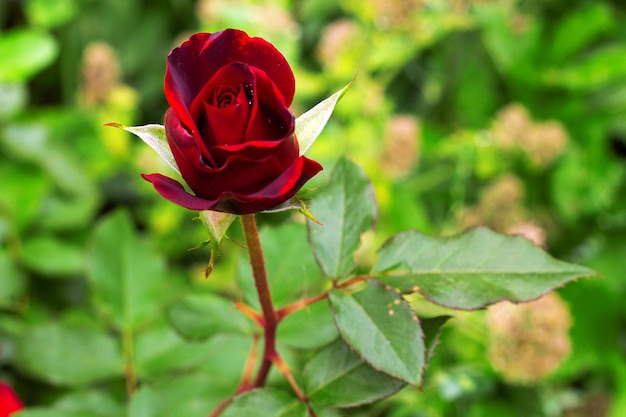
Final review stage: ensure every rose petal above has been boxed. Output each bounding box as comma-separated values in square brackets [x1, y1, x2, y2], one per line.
[141, 173, 219, 211]
[165, 30, 295, 134]
[209, 132, 298, 169]
[193, 153, 287, 198]
[188, 62, 255, 147]
[165, 108, 216, 189]
[214, 156, 323, 214]
[246, 66, 295, 142]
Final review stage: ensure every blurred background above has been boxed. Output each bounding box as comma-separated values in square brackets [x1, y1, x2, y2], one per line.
[1, 0, 626, 416]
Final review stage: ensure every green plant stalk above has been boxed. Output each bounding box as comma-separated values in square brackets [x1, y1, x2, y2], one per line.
[240, 214, 277, 388]
[122, 326, 137, 396]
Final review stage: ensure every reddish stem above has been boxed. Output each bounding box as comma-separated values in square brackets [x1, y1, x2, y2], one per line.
[275, 292, 329, 322]
[275, 274, 369, 321]
[234, 301, 265, 327]
[240, 214, 277, 388]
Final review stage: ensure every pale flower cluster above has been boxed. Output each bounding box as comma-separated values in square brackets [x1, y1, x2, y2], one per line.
[491, 104, 569, 169]
[486, 293, 572, 383]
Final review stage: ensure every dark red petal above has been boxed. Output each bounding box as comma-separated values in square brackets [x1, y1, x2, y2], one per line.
[214, 156, 323, 214]
[165, 30, 295, 134]
[209, 130, 298, 169]
[142, 173, 219, 211]
[192, 154, 286, 198]
[165, 108, 216, 190]
[188, 63, 255, 147]
[246, 67, 295, 142]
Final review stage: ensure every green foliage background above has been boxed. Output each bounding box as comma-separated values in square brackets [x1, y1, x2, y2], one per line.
[1, 0, 625, 416]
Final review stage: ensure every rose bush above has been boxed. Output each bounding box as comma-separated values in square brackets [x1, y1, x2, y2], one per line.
[0, 382, 23, 417]
[142, 29, 323, 214]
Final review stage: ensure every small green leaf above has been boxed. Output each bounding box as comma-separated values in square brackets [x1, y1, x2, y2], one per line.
[0, 164, 50, 231]
[0, 28, 58, 83]
[128, 387, 161, 417]
[543, 45, 626, 90]
[167, 292, 252, 340]
[295, 80, 352, 156]
[220, 389, 307, 417]
[372, 227, 596, 310]
[55, 390, 123, 417]
[307, 157, 377, 279]
[196, 334, 257, 385]
[20, 235, 84, 278]
[15, 322, 123, 386]
[107, 123, 179, 174]
[149, 371, 234, 417]
[421, 316, 452, 361]
[549, 3, 614, 63]
[329, 282, 425, 385]
[0, 84, 27, 120]
[277, 300, 338, 350]
[0, 250, 25, 306]
[303, 338, 405, 408]
[134, 323, 221, 379]
[25, 0, 77, 28]
[87, 210, 167, 328]
[198, 210, 237, 276]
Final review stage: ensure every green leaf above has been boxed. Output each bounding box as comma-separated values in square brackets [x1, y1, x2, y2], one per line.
[0, 83, 27, 120]
[87, 210, 167, 328]
[198, 210, 237, 276]
[20, 235, 84, 278]
[196, 334, 257, 385]
[128, 387, 161, 417]
[25, 0, 77, 28]
[543, 45, 626, 90]
[475, 3, 540, 75]
[167, 292, 252, 340]
[0, 250, 25, 306]
[329, 282, 425, 385]
[220, 389, 307, 417]
[148, 371, 234, 417]
[551, 147, 622, 221]
[277, 300, 338, 350]
[0, 164, 50, 231]
[0, 28, 58, 83]
[55, 390, 123, 417]
[238, 222, 325, 307]
[134, 323, 222, 379]
[15, 322, 123, 386]
[421, 315, 451, 361]
[307, 157, 376, 279]
[296, 80, 353, 156]
[303, 338, 405, 408]
[549, 3, 615, 63]
[39, 192, 99, 231]
[433, 367, 495, 401]
[107, 123, 179, 174]
[372, 227, 595, 310]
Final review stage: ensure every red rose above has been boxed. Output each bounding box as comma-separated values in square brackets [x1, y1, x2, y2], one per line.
[142, 30, 322, 214]
[0, 382, 23, 417]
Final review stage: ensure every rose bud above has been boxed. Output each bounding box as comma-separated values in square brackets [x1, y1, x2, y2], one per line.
[142, 29, 322, 214]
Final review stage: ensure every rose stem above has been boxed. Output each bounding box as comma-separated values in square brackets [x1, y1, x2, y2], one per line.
[240, 214, 277, 388]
